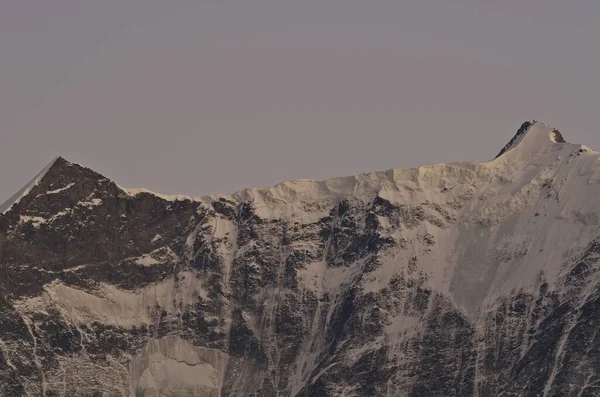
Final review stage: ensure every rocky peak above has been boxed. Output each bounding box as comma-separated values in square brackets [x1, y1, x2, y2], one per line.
[0, 156, 201, 286]
[495, 120, 567, 159]
[495, 121, 536, 158]
[0, 156, 120, 217]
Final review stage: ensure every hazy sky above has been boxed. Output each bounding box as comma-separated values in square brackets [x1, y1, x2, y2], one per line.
[2, 0, 600, 202]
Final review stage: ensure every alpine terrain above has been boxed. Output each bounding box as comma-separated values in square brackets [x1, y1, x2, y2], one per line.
[2, 121, 600, 397]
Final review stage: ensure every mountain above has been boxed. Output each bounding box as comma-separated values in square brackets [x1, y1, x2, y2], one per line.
[1, 122, 600, 397]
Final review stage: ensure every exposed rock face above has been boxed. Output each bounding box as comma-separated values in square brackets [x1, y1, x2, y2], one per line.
[1, 122, 600, 396]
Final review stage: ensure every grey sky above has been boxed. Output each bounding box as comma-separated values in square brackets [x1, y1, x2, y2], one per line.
[1, 0, 599, 201]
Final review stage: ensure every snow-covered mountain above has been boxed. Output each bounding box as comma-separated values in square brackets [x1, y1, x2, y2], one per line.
[1, 121, 600, 396]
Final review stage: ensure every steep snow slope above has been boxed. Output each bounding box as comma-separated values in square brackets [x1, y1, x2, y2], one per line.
[0, 157, 60, 214]
[1, 122, 600, 396]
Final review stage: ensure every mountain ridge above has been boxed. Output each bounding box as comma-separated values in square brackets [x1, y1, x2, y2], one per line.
[2, 120, 588, 217]
[1, 122, 600, 396]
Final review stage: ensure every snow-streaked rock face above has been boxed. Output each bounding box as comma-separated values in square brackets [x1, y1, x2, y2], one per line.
[2, 122, 600, 396]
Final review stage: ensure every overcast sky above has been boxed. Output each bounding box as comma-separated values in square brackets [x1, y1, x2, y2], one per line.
[2, 0, 600, 201]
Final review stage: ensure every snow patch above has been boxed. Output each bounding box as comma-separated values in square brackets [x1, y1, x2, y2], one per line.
[48, 209, 73, 223]
[19, 215, 47, 228]
[77, 198, 102, 207]
[45, 183, 75, 195]
[130, 336, 228, 397]
[133, 247, 178, 267]
[14, 270, 210, 329]
[135, 256, 160, 267]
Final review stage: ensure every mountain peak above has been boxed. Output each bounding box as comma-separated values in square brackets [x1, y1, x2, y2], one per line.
[0, 157, 61, 214]
[495, 121, 567, 159]
[0, 156, 111, 215]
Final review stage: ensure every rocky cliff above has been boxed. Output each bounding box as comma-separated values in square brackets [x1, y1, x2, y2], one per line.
[1, 122, 600, 396]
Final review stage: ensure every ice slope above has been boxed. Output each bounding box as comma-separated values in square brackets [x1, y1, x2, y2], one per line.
[1, 122, 600, 396]
[0, 157, 59, 214]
